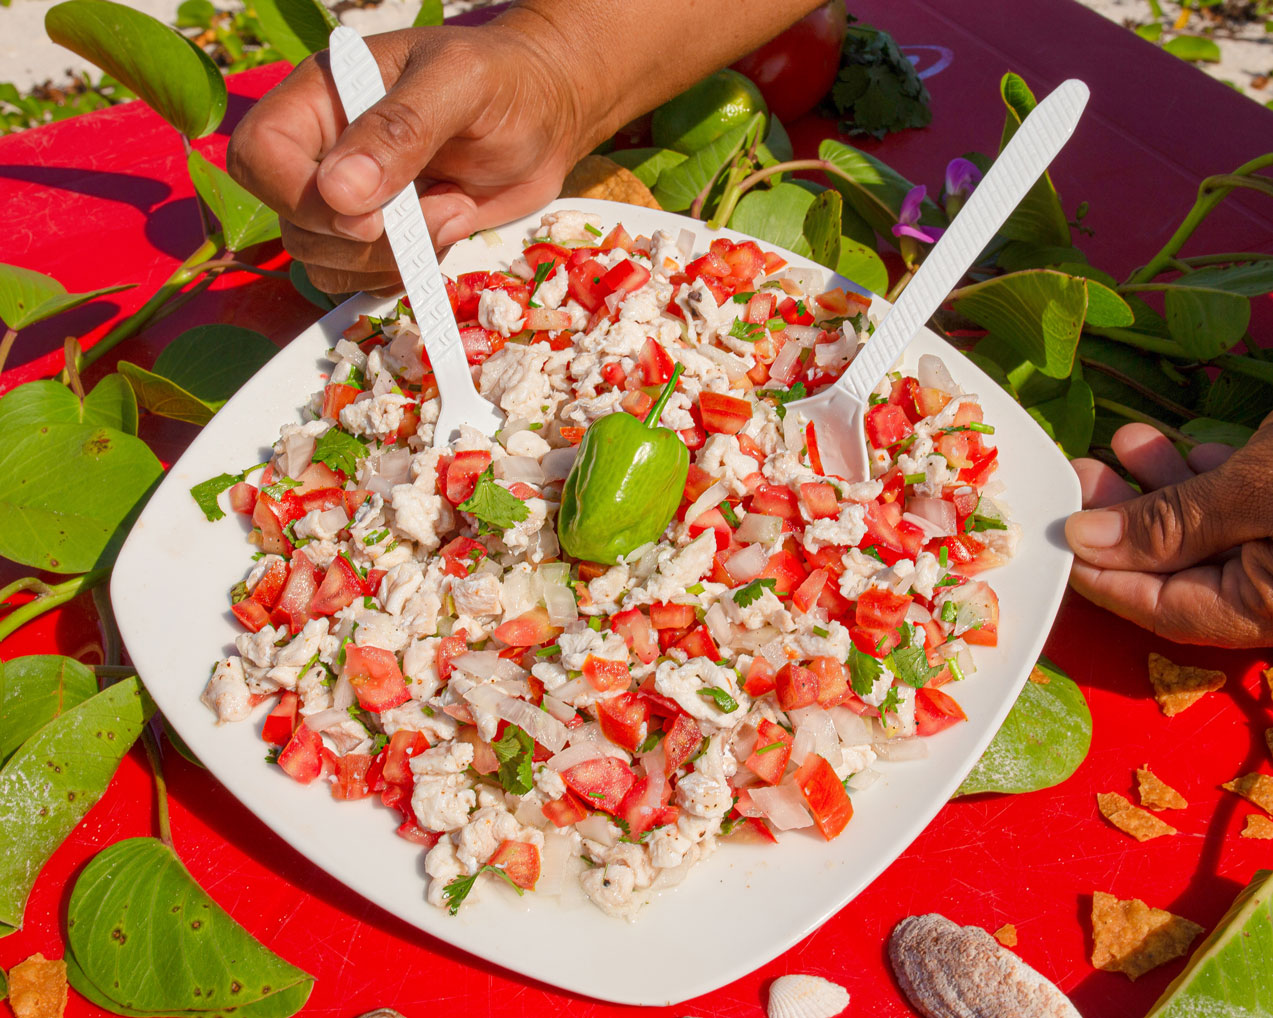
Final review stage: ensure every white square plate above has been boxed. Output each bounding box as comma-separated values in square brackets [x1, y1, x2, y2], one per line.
[112, 198, 1079, 1006]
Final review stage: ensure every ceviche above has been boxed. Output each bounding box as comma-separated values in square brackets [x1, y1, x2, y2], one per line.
[198, 208, 1019, 919]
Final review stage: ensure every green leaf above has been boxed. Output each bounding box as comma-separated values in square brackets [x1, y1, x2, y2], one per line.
[1201, 370, 1273, 429]
[802, 189, 842, 271]
[1163, 34, 1222, 62]
[1027, 376, 1094, 458]
[289, 261, 336, 310]
[819, 138, 944, 248]
[729, 182, 816, 256]
[0, 423, 162, 573]
[1146, 869, 1273, 1018]
[1080, 278, 1135, 328]
[0, 677, 154, 935]
[831, 239, 884, 295]
[1135, 22, 1164, 42]
[175, 0, 215, 28]
[1077, 335, 1192, 424]
[458, 465, 529, 532]
[848, 644, 884, 698]
[652, 115, 761, 212]
[1178, 261, 1273, 297]
[65, 837, 313, 1015]
[251, 0, 338, 66]
[759, 115, 794, 165]
[186, 152, 281, 252]
[412, 0, 443, 26]
[0, 655, 98, 766]
[311, 428, 367, 476]
[45, 0, 227, 138]
[607, 147, 687, 189]
[996, 73, 1071, 247]
[996, 242, 1088, 273]
[954, 269, 1087, 378]
[1181, 417, 1254, 447]
[1164, 286, 1251, 359]
[0, 966, 6, 1000]
[955, 656, 1091, 796]
[0, 375, 137, 435]
[118, 325, 277, 425]
[0, 262, 132, 331]
[492, 725, 533, 796]
[732, 577, 776, 608]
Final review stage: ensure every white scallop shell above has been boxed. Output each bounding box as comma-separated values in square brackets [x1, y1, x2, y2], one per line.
[766, 974, 851, 1018]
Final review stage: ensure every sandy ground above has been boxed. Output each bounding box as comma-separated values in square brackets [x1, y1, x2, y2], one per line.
[1, 0, 1270, 103]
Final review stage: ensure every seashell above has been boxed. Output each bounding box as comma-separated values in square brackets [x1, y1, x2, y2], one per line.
[766, 973, 850, 1018]
[889, 913, 1081, 1018]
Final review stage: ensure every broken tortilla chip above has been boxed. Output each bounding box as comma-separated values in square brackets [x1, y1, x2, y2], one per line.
[1221, 773, 1273, 816]
[992, 923, 1018, 947]
[1136, 766, 1188, 810]
[1147, 653, 1226, 716]
[1098, 791, 1178, 841]
[560, 155, 661, 210]
[1090, 891, 1204, 980]
[1241, 814, 1273, 839]
[8, 953, 68, 1018]
[1265, 727, 1273, 763]
[1263, 666, 1273, 698]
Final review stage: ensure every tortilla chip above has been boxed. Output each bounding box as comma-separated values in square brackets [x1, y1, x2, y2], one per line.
[1147, 653, 1226, 716]
[560, 155, 661, 210]
[1098, 792, 1178, 841]
[1136, 766, 1188, 810]
[1265, 727, 1273, 763]
[8, 954, 68, 1018]
[993, 923, 1018, 947]
[1090, 891, 1204, 980]
[1241, 814, 1273, 839]
[1221, 773, 1273, 815]
[1263, 666, 1273, 698]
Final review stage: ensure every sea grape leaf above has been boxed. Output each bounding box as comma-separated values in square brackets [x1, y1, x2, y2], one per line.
[953, 269, 1087, 378]
[608, 147, 687, 189]
[186, 152, 281, 252]
[1164, 286, 1250, 359]
[819, 138, 945, 247]
[45, 0, 227, 138]
[729, 181, 816, 257]
[0, 375, 137, 435]
[0, 677, 154, 935]
[759, 114, 794, 165]
[0, 655, 98, 766]
[956, 656, 1091, 796]
[1146, 869, 1273, 1018]
[413, 0, 443, 26]
[1081, 279, 1134, 328]
[0, 423, 162, 573]
[1077, 335, 1193, 424]
[1179, 261, 1273, 297]
[996, 73, 1071, 247]
[836, 238, 889, 296]
[802, 189, 843, 271]
[653, 114, 761, 212]
[118, 325, 277, 425]
[289, 261, 336, 310]
[1201, 370, 1273, 429]
[995, 242, 1088, 273]
[0, 262, 132, 331]
[1163, 35, 1222, 63]
[65, 837, 314, 1015]
[251, 0, 337, 66]
[175, 0, 215, 28]
[1027, 376, 1095, 458]
[1181, 417, 1254, 448]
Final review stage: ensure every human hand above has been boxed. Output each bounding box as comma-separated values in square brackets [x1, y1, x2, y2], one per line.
[226, 19, 586, 294]
[1065, 419, 1273, 647]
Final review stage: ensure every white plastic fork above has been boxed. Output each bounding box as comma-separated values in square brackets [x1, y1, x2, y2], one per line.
[787, 78, 1090, 481]
[328, 26, 503, 446]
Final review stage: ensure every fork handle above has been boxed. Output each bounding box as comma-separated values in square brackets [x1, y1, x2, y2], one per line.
[838, 78, 1090, 403]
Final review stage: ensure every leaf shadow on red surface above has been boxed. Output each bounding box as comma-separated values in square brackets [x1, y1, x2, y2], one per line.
[142, 197, 208, 260]
[3, 299, 126, 374]
[0, 163, 172, 213]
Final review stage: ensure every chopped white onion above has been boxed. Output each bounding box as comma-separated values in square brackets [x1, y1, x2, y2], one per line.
[918, 353, 959, 393]
[676, 228, 695, 262]
[460, 681, 568, 752]
[905, 602, 932, 625]
[377, 447, 412, 487]
[650, 858, 694, 890]
[303, 707, 351, 732]
[788, 707, 839, 765]
[604, 290, 624, 314]
[566, 721, 608, 746]
[514, 796, 548, 828]
[682, 481, 728, 530]
[542, 694, 576, 723]
[847, 767, 882, 790]
[536, 831, 575, 897]
[543, 582, 579, 626]
[451, 651, 503, 681]
[501, 570, 533, 618]
[782, 323, 821, 346]
[779, 265, 825, 292]
[540, 446, 579, 481]
[280, 432, 317, 478]
[576, 815, 617, 846]
[553, 677, 594, 703]
[494, 456, 545, 485]
[315, 506, 349, 534]
[703, 602, 735, 647]
[769, 340, 802, 386]
[874, 737, 929, 761]
[906, 497, 957, 535]
[760, 638, 789, 669]
[725, 543, 768, 584]
[735, 513, 783, 546]
[330, 673, 355, 711]
[748, 783, 813, 830]
[828, 706, 872, 744]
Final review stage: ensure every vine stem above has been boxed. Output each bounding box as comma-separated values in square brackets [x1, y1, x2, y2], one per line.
[0, 327, 17, 376]
[0, 575, 54, 603]
[1095, 397, 1196, 445]
[1079, 356, 1194, 418]
[709, 158, 851, 228]
[1176, 251, 1273, 267]
[73, 236, 221, 375]
[1084, 324, 1187, 358]
[0, 566, 110, 644]
[1126, 153, 1273, 285]
[1215, 352, 1273, 385]
[141, 726, 173, 847]
[187, 258, 291, 280]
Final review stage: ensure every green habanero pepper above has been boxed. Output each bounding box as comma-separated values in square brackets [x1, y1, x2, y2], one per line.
[558, 364, 690, 565]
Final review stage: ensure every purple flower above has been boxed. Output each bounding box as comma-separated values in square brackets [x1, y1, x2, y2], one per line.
[943, 157, 982, 216]
[891, 185, 943, 245]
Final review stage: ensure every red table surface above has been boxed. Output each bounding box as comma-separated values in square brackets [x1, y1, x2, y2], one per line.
[2, 2, 1272, 1016]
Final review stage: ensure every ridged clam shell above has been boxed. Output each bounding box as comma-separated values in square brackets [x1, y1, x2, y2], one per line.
[766, 974, 850, 1018]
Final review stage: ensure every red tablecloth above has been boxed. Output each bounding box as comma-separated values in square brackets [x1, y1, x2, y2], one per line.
[3, 2, 1273, 1016]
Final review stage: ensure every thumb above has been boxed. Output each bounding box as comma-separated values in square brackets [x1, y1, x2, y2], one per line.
[316, 44, 473, 217]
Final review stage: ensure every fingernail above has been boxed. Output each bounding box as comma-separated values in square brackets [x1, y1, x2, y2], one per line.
[1070, 509, 1123, 548]
[323, 152, 382, 207]
[434, 211, 475, 248]
[333, 213, 382, 242]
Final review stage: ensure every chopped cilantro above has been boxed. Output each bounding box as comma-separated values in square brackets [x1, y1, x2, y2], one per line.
[938, 545, 949, 569]
[941, 600, 958, 624]
[190, 472, 242, 522]
[265, 746, 281, 765]
[527, 260, 554, 308]
[868, 393, 889, 406]
[966, 512, 1007, 533]
[587, 616, 603, 632]
[260, 476, 302, 500]
[728, 319, 764, 341]
[848, 644, 884, 697]
[718, 501, 741, 527]
[691, 735, 711, 762]
[458, 466, 530, 533]
[230, 581, 250, 605]
[948, 658, 966, 682]
[698, 686, 739, 713]
[936, 575, 960, 588]
[903, 472, 925, 485]
[755, 740, 785, 755]
[733, 577, 777, 608]
[686, 583, 705, 595]
[889, 644, 939, 688]
[812, 625, 830, 638]
[312, 428, 369, 477]
[535, 644, 560, 658]
[363, 595, 377, 610]
[492, 725, 534, 796]
[861, 545, 885, 563]
[757, 381, 807, 420]
[370, 732, 390, 753]
[718, 814, 744, 836]
[363, 528, 390, 545]
[442, 864, 523, 915]
[637, 730, 664, 754]
[876, 685, 904, 719]
[584, 222, 603, 237]
[731, 291, 756, 304]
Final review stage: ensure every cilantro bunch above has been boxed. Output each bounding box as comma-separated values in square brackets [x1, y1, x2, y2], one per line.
[829, 17, 932, 139]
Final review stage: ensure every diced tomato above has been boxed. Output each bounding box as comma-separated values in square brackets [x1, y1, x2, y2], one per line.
[849, 625, 901, 658]
[277, 723, 323, 784]
[794, 753, 854, 840]
[453, 271, 489, 320]
[687, 506, 732, 551]
[673, 623, 719, 661]
[342, 489, 372, 517]
[736, 433, 768, 466]
[458, 325, 504, 365]
[310, 554, 366, 616]
[744, 655, 777, 697]
[937, 533, 986, 569]
[762, 250, 788, 274]
[683, 464, 718, 503]
[686, 247, 730, 282]
[699, 391, 752, 435]
[610, 608, 658, 664]
[915, 686, 968, 736]
[542, 792, 590, 828]
[567, 258, 611, 312]
[455, 724, 498, 773]
[855, 587, 912, 630]
[662, 713, 703, 775]
[889, 375, 922, 424]
[809, 655, 848, 706]
[440, 536, 487, 578]
[961, 447, 999, 486]
[252, 490, 303, 555]
[600, 258, 651, 298]
[745, 291, 777, 325]
[958, 582, 1000, 646]
[813, 287, 852, 315]
[778, 296, 815, 326]
[582, 655, 631, 693]
[445, 449, 493, 505]
[864, 403, 914, 449]
[935, 431, 973, 469]
[599, 223, 634, 252]
[805, 545, 846, 578]
[791, 568, 830, 614]
[232, 598, 271, 632]
[261, 691, 299, 746]
[560, 426, 586, 445]
[344, 644, 410, 711]
[596, 691, 650, 753]
[272, 554, 319, 633]
[749, 484, 802, 526]
[365, 568, 386, 595]
[227, 481, 258, 516]
[620, 389, 654, 418]
[521, 242, 570, 278]
[878, 467, 904, 504]
[745, 719, 793, 784]
[638, 337, 675, 386]
[636, 675, 684, 718]
[561, 756, 635, 814]
[382, 729, 430, 786]
[330, 752, 373, 801]
[618, 773, 674, 838]
[396, 822, 440, 847]
[525, 307, 572, 332]
[915, 386, 953, 419]
[776, 663, 818, 710]
[320, 382, 360, 422]
[862, 499, 905, 554]
[759, 549, 808, 595]
[679, 420, 707, 451]
[487, 840, 541, 891]
[493, 605, 560, 647]
[799, 482, 839, 520]
[649, 602, 696, 630]
[600, 361, 627, 389]
[805, 421, 824, 475]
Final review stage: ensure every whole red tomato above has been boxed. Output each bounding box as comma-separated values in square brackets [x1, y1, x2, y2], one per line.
[731, 1, 848, 124]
